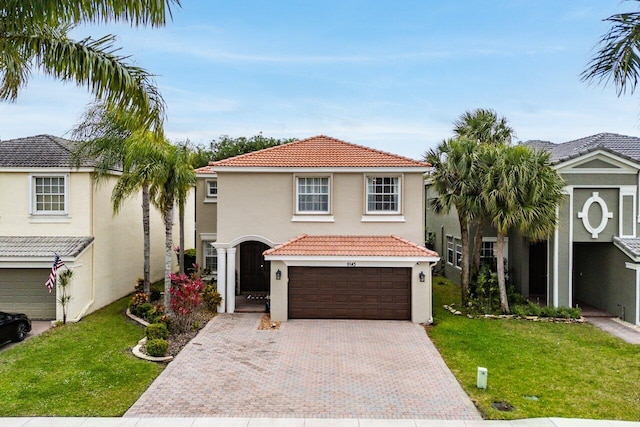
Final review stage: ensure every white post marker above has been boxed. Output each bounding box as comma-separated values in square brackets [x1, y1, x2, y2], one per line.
[477, 367, 488, 389]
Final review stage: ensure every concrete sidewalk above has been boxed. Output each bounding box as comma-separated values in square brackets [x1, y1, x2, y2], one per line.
[1, 417, 639, 426]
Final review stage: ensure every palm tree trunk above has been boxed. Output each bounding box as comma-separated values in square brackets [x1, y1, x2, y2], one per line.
[496, 232, 510, 313]
[142, 184, 151, 295]
[163, 204, 174, 309]
[459, 217, 470, 305]
[471, 220, 484, 279]
[179, 203, 185, 274]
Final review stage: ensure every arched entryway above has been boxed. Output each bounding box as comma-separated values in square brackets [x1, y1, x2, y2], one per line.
[239, 241, 271, 294]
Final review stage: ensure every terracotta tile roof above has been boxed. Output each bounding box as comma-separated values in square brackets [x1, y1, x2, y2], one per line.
[195, 165, 216, 174]
[264, 234, 439, 258]
[207, 135, 429, 169]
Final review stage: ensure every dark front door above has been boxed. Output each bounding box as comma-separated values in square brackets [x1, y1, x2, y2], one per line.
[529, 241, 547, 296]
[239, 241, 270, 293]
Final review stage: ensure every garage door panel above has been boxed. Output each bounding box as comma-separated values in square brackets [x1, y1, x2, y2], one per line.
[0, 269, 56, 319]
[288, 267, 411, 320]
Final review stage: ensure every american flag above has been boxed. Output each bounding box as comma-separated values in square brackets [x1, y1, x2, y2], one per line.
[45, 254, 64, 293]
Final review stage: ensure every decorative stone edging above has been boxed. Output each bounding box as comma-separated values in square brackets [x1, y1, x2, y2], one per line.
[126, 308, 173, 363]
[443, 304, 586, 323]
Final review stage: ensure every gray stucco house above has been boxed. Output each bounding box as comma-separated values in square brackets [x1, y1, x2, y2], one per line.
[425, 133, 640, 325]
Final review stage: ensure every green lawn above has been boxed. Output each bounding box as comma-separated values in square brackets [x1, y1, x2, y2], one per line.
[0, 296, 164, 416]
[427, 276, 640, 421]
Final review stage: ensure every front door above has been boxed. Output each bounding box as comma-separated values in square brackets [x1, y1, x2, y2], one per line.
[239, 241, 270, 293]
[529, 241, 547, 296]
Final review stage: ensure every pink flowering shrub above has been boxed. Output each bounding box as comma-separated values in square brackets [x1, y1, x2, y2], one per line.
[169, 273, 204, 332]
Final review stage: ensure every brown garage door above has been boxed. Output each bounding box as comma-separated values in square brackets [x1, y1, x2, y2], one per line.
[288, 267, 411, 320]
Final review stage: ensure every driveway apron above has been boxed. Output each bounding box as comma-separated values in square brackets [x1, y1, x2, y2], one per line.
[125, 313, 480, 419]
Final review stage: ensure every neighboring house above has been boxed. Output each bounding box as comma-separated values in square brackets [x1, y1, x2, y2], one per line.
[426, 132, 640, 325]
[0, 135, 192, 320]
[195, 135, 439, 323]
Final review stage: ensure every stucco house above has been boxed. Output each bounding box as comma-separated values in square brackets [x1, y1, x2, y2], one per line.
[425, 132, 640, 325]
[195, 135, 439, 323]
[0, 135, 192, 321]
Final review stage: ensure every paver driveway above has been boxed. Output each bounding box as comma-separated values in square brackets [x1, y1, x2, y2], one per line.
[126, 313, 480, 419]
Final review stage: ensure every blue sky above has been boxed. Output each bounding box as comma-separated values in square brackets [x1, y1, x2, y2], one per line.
[1, 1, 639, 159]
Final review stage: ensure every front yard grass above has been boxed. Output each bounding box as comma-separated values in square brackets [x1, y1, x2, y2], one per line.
[427, 276, 640, 421]
[0, 295, 164, 416]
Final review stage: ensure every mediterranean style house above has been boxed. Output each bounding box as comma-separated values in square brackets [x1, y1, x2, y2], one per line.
[195, 135, 439, 323]
[426, 133, 640, 325]
[0, 135, 192, 320]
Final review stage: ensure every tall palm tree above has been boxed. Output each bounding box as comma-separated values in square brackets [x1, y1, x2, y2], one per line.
[582, 1, 640, 95]
[150, 143, 196, 308]
[480, 145, 565, 313]
[72, 103, 163, 295]
[0, 0, 180, 132]
[453, 108, 515, 278]
[425, 137, 482, 303]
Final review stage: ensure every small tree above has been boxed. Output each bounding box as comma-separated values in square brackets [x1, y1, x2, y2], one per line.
[57, 269, 73, 324]
[169, 273, 204, 332]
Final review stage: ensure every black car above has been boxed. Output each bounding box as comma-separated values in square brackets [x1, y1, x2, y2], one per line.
[0, 311, 32, 344]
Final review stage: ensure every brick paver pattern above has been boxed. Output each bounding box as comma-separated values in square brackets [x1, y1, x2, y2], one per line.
[126, 314, 481, 419]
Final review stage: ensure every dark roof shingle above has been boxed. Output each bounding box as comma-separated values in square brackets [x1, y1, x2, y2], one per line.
[0, 135, 97, 168]
[523, 133, 640, 164]
[0, 236, 95, 258]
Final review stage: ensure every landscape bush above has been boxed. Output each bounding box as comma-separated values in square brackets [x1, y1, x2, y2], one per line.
[202, 284, 223, 312]
[145, 338, 169, 357]
[169, 272, 204, 332]
[146, 323, 169, 340]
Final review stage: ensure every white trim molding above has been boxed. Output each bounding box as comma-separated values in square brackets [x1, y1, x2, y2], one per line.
[624, 262, 640, 326]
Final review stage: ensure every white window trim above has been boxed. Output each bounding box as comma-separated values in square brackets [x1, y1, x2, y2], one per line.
[202, 240, 218, 278]
[29, 173, 69, 216]
[205, 179, 218, 203]
[481, 237, 509, 262]
[364, 174, 402, 215]
[446, 235, 455, 266]
[294, 175, 332, 215]
[454, 238, 462, 270]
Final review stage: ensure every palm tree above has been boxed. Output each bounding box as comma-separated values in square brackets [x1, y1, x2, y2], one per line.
[425, 137, 482, 304]
[480, 145, 565, 313]
[72, 103, 163, 295]
[0, 0, 180, 132]
[582, 2, 640, 95]
[150, 143, 196, 308]
[453, 108, 515, 278]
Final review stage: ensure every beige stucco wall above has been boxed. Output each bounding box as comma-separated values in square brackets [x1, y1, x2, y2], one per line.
[0, 171, 92, 235]
[195, 177, 218, 267]
[216, 171, 425, 245]
[269, 260, 288, 322]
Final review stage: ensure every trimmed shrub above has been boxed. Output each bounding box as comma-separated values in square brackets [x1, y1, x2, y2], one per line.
[146, 338, 169, 357]
[146, 322, 169, 340]
[169, 273, 204, 332]
[202, 284, 223, 312]
[129, 291, 149, 311]
[135, 302, 154, 318]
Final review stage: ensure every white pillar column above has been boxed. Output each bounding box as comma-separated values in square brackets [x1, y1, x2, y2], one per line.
[216, 248, 227, 313]
[226, 247, 237, 313]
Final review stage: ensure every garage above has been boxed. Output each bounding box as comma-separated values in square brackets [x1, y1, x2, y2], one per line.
[288, 266, 411, 320]
[0, 268, 55, 319]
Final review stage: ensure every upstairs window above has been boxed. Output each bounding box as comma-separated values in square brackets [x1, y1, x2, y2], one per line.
[297, 177, 330, 213]
[206, 179, 218, 199]
[366, 176, 399, 213]
[33, 175, 66, 214]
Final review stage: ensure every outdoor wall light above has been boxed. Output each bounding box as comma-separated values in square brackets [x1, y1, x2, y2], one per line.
[419, 271, 425, 282]
[276, 269, 282, 280]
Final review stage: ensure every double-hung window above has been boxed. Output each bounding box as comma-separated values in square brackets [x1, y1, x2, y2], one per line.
[206, 179, 217, 200]
[297, 177, 329, 213]
[446, 236, 454, 264]
[455, 239, 462, 268]
[203, 242, 218, 274]
[32, 175, 67, 214]
[366, 176, 399, 213]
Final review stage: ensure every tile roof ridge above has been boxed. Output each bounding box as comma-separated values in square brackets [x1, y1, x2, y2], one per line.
[313, 135, 428, 165]
[391, 235, 439, 255]
[207, 138, 300, 166]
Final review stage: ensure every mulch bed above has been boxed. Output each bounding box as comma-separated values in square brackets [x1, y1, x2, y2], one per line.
[258, 314, 281, 330]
